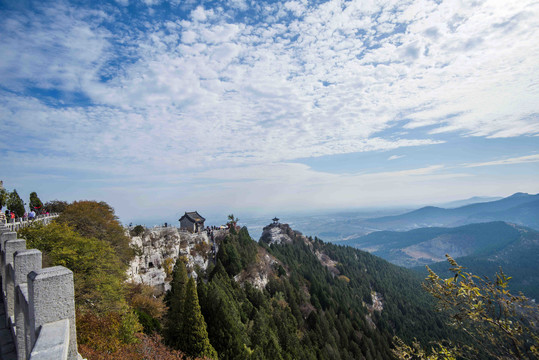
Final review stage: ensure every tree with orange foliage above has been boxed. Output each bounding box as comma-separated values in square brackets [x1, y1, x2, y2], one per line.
[56, 200, 133, 264]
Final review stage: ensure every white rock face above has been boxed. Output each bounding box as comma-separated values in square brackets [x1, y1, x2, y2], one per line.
[127, 226, 219, 293]
[261, 224, 294, 245]
[235, 248, 280, 290]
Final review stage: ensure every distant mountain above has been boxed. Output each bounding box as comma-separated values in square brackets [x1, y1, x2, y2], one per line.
[472, 199, 539, 229]
[436, 196, 503, 208]
[242, 193, 538, 243]
[348, 221, 522, 266]
[358, 192, 539, 231]
[348, 221, 539, 300]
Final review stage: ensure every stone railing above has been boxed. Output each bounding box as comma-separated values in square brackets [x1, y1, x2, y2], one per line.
[3, 214, 59, 232]
[0, 224, 79, 360]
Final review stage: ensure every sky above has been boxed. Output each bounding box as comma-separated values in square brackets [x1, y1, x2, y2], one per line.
[0, 0, 538, 226]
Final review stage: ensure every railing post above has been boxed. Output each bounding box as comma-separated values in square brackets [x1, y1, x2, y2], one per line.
[0, 232, 17, 287]
[28, 266, 77, 360]
[1, 231, 17, 253]
[14, 250, 42, 360]
[4, 239, 26, 326]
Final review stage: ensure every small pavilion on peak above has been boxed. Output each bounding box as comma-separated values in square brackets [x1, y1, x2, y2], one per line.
[272, 217, 279, 224]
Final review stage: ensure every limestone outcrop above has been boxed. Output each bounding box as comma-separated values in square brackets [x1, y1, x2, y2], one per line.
[260, 223, 299, 245]
[127, 227, 224, 293]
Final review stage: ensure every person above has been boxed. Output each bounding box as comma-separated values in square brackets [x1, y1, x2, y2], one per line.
[29, 210, 36, 220]
[10, 212, 15, 223]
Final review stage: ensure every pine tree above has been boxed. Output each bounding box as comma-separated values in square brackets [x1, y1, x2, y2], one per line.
[7, 189, 25, 217]
[0, 185, 8, 209]
[164, 258, 189, 347]
[29, 191, 43, 212]
[199, 277, 249, 359]
[180, 277, 218, 359]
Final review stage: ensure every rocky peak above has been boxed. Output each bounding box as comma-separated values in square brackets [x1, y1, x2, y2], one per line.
[260, 222, 306, 245]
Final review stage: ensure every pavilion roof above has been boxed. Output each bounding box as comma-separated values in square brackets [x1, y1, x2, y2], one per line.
[179, 211, 205, 223]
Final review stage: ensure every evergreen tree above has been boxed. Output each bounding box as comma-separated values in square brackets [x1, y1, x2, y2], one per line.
[164, 258, 189, 347]
[199, 274, 249, 359]
[29, 191, 43, 212]
[0, 186, 8, 209]
[250, 309, 283, 360]
[7, 189, 25, 217]
[180, 277, 218, 359]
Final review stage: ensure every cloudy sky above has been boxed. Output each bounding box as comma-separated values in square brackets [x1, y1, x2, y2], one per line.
[0, 0, 538, 225]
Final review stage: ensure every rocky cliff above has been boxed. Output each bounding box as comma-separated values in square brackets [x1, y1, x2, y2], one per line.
[127, 226, 226, 293]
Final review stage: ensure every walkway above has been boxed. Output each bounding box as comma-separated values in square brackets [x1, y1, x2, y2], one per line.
[0, 280, 16, 360]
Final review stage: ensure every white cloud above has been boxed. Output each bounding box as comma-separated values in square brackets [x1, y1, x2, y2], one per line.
[142, 0, 161, 6]
[228, 0, 248, 11]
[284, 1, 305, 17]
[0, 3, 111, 94]
[388, 155, 405, 160]
[1, 0, 538, 219]
[2, 0, 537, 171]
[191, 6, 211, 22]
[463, 154, 539, 168]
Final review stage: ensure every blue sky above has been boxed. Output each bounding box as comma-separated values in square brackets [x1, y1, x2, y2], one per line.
[0, 0, 538, 225]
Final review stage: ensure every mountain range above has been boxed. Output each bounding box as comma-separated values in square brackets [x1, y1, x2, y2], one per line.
[356, 192, 539, 232]
[346, 220, 539, 300]
[240, 193, 539, 301]
[243, 193, 539, 243]
[346, 221, 527, 266]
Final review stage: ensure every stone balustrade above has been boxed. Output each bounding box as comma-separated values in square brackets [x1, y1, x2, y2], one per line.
[2, 214, 59, 232]
[0, 221, 79, 360]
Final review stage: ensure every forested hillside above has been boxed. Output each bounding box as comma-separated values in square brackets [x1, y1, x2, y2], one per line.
[347, 221, 539, 300]
[165, 224, 465, 360]
[349, 221, 522, 266]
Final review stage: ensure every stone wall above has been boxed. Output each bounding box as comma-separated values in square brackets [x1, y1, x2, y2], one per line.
[0, 221, 80, 360]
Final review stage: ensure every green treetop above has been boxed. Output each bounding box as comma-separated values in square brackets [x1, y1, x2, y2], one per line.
[43, 200, 68, 214]
[29, 191, 43, 211]
[164, 257, 189, 348]
[7, 189, 25, 217]
[227, 214, 239, 227]
[180, 277, 218, 359]
[0, 186, 8, 209]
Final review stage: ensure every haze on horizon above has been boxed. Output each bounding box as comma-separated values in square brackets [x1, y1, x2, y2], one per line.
[0, 0, 538, 225]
